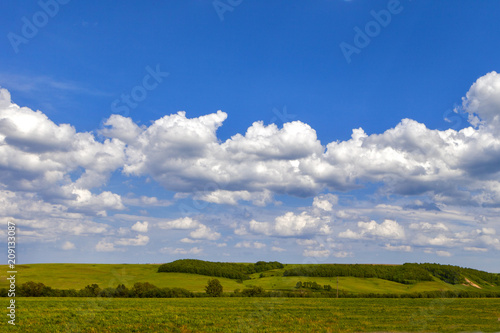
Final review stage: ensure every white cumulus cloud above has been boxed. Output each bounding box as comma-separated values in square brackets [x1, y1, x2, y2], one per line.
[157, 217, 200, 230]
[250, 211, 332, 237]
[303, 249, 330, 257]
[461, 71, 500, 127]
[384, 244, 412, 252]
[235, 241, 266, 249]
[161, 247, 203, 255]
[131, 221, 149, 233]
[189, 224, 221, 241]
[95, 240, 116, 252]
[115, 234, 149, 246]
[62, 241, 75, 250]
[339, 220, 405, 240]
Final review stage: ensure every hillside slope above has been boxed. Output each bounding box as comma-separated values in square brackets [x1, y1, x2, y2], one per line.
[2, 262, 499, 295]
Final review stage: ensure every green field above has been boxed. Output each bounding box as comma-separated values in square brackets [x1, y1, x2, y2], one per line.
[0, 264, 244, 292]
[3, 263, 499, 295]
[6, 297, 500, 332]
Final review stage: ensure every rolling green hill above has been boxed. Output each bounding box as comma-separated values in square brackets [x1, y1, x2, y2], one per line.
[2, 262, 499, 295]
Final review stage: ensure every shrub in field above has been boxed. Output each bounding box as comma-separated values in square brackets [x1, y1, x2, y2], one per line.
[58, 289, 78, 297]
[19, 281, 54, 297]
[132, 282, 159, 297]
[295, 281, 333, 291]
[241, 286, 265, 297]
[164, 287, 193, 298]
[100, 287, 117, 298]
[79, 284, 101, 297]
[205, 278, 223, 297]
[115, 284, 129, 297]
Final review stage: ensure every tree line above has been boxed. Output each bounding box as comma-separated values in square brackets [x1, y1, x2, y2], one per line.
[421, 263, 500, 285]
[283, 263, 433, 284]
[2, 279, 500, 298]
[295, 281, 333, 291]
[283, 263, 500, 286]
[158, 259, 284, 280]
[0, 281, 193, 298]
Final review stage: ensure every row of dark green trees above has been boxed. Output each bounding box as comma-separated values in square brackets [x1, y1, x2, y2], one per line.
[158, 260, 500, 286]
[3, 278, 500, 298]
[0, 281, 193, 298]
[283, 263, 500, 286]
[295, 281, 333, 291]
[158, 259, 284, 280]
[4, 279, 500, 298]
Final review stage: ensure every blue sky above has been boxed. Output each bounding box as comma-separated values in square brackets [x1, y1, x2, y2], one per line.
[1, 0, 500, 272]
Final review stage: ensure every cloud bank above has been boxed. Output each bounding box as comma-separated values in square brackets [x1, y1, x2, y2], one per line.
[1, 71, 500, 262]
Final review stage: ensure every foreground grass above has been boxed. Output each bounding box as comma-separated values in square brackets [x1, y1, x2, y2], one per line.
[6, 297, 500, 332]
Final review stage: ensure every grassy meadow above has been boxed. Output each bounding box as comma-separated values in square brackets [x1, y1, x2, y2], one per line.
[6, 297, 500, 332]
[3, 263, 499, 295]
[1, 264, 243, 292]
[3, 263, 500, 332]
